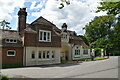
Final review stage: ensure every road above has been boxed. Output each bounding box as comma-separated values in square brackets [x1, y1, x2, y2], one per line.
[1, 56, 119, 78]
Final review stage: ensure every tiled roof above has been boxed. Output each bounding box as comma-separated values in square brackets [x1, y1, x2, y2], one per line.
[0, 29, 21, 40]
[0, 29, 22, 47]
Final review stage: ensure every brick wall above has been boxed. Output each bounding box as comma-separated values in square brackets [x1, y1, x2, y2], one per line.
[2, 47, 23, 65]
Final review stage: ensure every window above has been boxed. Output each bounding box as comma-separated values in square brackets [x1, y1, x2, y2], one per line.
[39, 30, 51, 42]
[38, 51, 55, 60]
[75, 49, 80, 56]
[62, 34, 67, 39]
[31, 51, 35, 59]
[6, 39, 17, 43]
[83, 50, 88, 55]
[7, 50, 16, 56]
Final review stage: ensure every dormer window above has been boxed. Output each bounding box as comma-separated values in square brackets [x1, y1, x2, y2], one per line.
[62, 34, 67, 39]
[5, 39, 17, 43]
[39, 30, 51, 42]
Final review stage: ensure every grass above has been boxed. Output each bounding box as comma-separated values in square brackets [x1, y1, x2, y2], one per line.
[2, 64, 23, 69]
[73, 57, 107, 61]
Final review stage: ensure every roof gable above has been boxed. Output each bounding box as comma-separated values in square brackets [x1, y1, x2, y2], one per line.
[31, 16, 55, 26]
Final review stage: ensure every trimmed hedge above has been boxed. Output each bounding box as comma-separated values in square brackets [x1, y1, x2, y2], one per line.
[2, 64, 23, 69]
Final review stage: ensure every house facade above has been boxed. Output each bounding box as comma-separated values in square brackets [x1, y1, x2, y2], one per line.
[0, 8, 91, 66]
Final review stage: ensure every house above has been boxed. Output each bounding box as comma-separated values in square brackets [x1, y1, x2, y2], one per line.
[0, 8, 90, 66]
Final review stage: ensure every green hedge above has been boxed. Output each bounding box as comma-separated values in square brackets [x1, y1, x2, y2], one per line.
[0, 75, 9, 80]
[73, 57, 107, 61]
[2, 64, 23, 69]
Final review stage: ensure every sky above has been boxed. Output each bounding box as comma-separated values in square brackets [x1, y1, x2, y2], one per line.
[0, 0, 107, 35]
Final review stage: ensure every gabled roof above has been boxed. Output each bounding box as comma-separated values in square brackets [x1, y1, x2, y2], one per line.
[31, 16, 55, 26]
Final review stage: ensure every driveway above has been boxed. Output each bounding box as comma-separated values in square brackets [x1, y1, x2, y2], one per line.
[1, 56, 119, 78]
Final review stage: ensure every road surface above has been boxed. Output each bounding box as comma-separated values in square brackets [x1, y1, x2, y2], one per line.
[1, 56, 119, 78]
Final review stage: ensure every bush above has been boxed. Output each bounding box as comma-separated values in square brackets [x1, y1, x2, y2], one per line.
[2, 64, 23, 69]
[1, 75, 9, 80]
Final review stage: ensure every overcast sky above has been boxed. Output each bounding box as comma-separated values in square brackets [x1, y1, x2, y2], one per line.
[0, 0, 106, 35]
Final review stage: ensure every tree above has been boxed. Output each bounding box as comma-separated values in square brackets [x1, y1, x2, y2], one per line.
[97, 1, 120, 16]
[84, 15, 116, 53]
[0, 20, 11, 29]
[78, 35, 89, 46]
[58, 0, 70, 9]
[96, 1, 120, 55]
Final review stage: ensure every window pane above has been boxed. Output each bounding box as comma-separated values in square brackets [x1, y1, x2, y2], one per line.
[40, 32, 43, 40]
[7, 51, 15, 56]
[84, 50, 88, 54]
[52, 51, 55, 58]
[14, 40, 17, 42]
[31, 51, 35, 59]
[6, 39, 9, 42]
[47, 51, 49, 58]
[43, 51, 46, 58]
[44, 32, 46, 41]
[39, 51, 41, 59]
[10, 39, 13, 42]
[47, 33, 50, 41]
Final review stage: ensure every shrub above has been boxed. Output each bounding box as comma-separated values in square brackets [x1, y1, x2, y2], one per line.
[1, 75, 9, 80]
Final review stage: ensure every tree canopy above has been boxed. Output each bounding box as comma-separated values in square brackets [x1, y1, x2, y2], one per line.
[0, 20, 11, 30]
[84, 1, 120, 55]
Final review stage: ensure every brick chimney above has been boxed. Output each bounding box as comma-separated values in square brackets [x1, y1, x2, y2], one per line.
[61, 23, 67, 30]
[18, 8, 27, 32]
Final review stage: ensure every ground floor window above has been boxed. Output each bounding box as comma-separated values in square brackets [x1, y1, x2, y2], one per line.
[31, 51, 35, 59]
[7, 50, 16, 56]
[75, 49, 80, 56]
[38, 50, 55, 60]
[83, 49, 88, 55]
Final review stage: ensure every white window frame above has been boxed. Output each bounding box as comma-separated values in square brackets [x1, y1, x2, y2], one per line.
[5, 39, 17, 43]
[39, 30, 51, 42]
[83, 49, 88, 55]
[74, 46, 81, 57]
[7, 50, 16, 56]
[38, 50, 55, 60]
[62, 34, 67, 39]
[31, 51, 35, 59]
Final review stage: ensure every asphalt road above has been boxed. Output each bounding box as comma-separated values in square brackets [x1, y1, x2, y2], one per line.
[1, 56, 119, 78]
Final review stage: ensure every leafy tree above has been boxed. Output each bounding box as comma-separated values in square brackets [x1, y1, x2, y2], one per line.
[96, 1, 120, 55]
[84, 15, 116, 53]
[97, 1, 120, 16]
[58, 0, 70, 9]
[78, 35, 89, 46]
[0, 20, 11, 30]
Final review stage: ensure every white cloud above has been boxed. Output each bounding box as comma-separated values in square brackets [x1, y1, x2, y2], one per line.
[31, 0, 106, 35]
[0, 0, 25, 21]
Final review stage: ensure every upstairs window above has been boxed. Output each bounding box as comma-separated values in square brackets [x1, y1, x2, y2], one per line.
[6, 39, 17, 43]
[62, 34, 67, 39]
[39, 30, 51, 42]
[7, 50, 16, 56]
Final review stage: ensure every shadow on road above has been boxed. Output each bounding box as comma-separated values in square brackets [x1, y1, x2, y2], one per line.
[28, 63, 81, 68]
